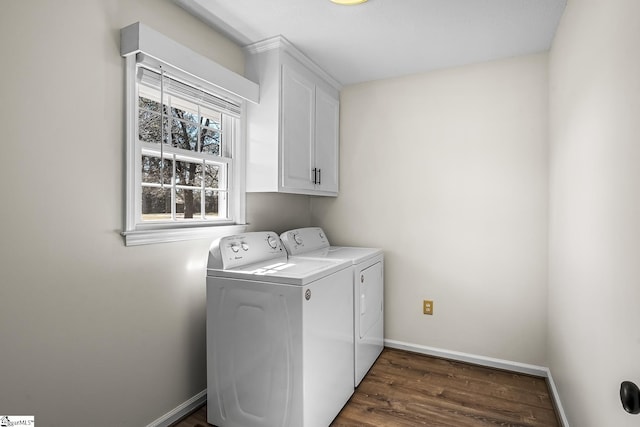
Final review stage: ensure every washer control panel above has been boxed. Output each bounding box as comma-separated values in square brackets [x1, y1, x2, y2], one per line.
[209, 232, 286, 270]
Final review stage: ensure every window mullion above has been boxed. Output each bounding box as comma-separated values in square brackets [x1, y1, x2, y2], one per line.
[201, 159, 206, 219]
[160, 67, 166, 189]
[197, 103, 202, 153]
[171, 153, 177, 221]
[167, 94, 173, 148]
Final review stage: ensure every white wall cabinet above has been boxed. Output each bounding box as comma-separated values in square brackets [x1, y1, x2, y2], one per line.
[245, 36, 341, 196]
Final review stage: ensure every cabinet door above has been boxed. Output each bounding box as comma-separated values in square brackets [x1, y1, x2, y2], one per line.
[314, 87, 339, 194]
[281, 64, 315, 192]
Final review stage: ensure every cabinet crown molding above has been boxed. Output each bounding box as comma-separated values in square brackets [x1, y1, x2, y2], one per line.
[244, 35, 343, 91]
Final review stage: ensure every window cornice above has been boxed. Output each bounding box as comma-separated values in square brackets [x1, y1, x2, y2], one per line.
[120, 22, 259, 104]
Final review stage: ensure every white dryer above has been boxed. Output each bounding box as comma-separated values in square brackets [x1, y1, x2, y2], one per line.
[280, 227, 384, 387]
[206, 231, 354, 427]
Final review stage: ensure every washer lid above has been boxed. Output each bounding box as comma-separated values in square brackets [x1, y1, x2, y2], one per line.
[207, 257, 351, 286]
[291, 246, 383, 265]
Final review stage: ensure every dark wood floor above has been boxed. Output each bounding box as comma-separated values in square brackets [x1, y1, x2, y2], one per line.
[171, 347, 560, 427]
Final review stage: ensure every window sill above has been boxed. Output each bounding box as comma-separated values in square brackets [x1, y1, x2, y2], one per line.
[122, 224, 248, 246]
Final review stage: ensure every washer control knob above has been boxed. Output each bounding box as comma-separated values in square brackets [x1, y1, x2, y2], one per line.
[319, 231, 325, 239]
[267, 235, 278, 249]
[241, 242, 249, 251]
[230, 244, 240, 253]
[293, 233, 303, 245]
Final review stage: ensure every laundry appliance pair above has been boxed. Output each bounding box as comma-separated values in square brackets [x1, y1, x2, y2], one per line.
[206, 227, 384, 427]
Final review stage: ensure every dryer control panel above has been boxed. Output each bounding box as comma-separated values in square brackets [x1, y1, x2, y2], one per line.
[208, 232, 286, 270]
[281, 227, 330, 255]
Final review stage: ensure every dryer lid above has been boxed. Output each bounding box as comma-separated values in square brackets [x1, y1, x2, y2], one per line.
[293, 246, 383, 264]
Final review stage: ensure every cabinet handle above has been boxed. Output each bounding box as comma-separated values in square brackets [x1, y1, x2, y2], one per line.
[318, 168, 321, 185]
[312, 168, 317, 184]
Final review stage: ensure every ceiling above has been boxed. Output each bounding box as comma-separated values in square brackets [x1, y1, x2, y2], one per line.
[175, 0, 566, 86]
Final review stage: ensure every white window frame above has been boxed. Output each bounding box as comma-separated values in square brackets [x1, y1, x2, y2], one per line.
[120, 23, 259, 246]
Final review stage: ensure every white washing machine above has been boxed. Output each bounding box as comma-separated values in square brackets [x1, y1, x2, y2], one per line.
[206, 231, 354, 427]
[280, 227, 384, 387]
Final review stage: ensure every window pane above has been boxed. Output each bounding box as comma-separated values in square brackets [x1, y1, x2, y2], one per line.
[202, 128, 221, 155]
[173, 107, 198, 124]
[204, 190, 220, 218]
[141, 155, 172, 185]
[171, 98, 198, 123]
[171, 119, 198, 151]
[176, 188, 202, 220]
[175, 160, 200, 186]
[139, 84, 169, 114]
[201, 163, 220, 188]
[141, 187, 171, 221]
[139, 95, 161, 112]
[139, 111, 168, 144]
[201, 107, 222, 130]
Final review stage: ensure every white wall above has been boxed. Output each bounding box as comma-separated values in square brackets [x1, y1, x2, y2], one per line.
[548, 0, 640, 425]
[0, 1, 309, 426]
[312, 54, 549, 365]
[8, 1, 639, 425]
[246, 193, 310, 233]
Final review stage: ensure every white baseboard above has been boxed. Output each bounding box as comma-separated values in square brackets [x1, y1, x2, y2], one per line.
[145, 389, 207, 427]
[384, 339, 570, 427]
[385, 339, 548, 375]
[545, 369, 571, 427]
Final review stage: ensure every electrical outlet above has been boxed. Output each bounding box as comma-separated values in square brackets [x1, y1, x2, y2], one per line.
[423, 300, 433, 315]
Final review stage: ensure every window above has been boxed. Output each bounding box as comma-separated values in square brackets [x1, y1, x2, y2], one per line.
[136, 67, 236, 223]
[120, 23, 258, 246]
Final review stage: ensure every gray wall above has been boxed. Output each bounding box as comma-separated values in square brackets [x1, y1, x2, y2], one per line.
[312, 53, 549, 365]
[0, 1, 310, 426]
[4, 0, 640, 426]
[548, 0, 640, 425]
